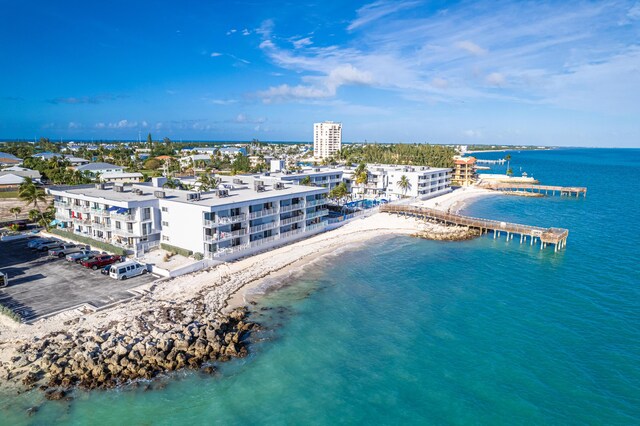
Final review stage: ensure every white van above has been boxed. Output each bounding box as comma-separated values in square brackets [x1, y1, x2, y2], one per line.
[109, 261, 148, 280]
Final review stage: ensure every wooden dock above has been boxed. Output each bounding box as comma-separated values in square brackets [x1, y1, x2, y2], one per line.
[380, 204, 569, 252]
[480, 183, 587, 197]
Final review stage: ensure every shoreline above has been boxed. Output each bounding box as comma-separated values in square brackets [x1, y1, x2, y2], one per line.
[0, 187, 498, 393]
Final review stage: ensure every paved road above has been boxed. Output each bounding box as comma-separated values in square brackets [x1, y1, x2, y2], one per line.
[0, 237, 156, 322]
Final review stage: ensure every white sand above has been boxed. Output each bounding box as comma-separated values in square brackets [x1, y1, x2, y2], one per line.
[0, 187, 496, 369]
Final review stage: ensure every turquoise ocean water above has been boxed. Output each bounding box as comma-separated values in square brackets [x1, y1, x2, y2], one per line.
[2, 148, 639, 425]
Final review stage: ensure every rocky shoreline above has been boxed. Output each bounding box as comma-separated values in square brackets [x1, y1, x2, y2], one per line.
[2, 305, 257, 400]
[413, 223, 481, 241]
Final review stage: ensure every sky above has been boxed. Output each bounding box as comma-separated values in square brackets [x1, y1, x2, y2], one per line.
[1, 0, 639, 147]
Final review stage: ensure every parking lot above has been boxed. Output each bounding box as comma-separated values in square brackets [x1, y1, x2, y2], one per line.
[0, 237, 157, 322]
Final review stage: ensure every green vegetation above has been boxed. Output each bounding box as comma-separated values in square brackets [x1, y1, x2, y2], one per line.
[0, 191, 19, 199]
[9, 207, 22, 220]
[48, 229, 128, 255]
[22, 156, 93, 185]
[397, 175, 411, 197]
[329, 182, 348, 199]
[300, 176, 312, 186]
[231, 154, 251, 174]
[0, 304, 22, 322]
[337, 144, 456, 168]
[193, 252, 204, 261]
[160, 243, 193, 257]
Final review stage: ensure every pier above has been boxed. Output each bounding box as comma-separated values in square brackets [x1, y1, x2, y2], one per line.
[480, 183, 587, 197]
[476, 158, 506, 165]
[380, 204, 569, 252]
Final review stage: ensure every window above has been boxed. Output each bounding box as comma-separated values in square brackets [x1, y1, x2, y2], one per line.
[162, 235, 170, 241]
[162, 207, 169, 212]
[115, 221, 121, 230]
[162, 221, 169, 226]
[142, 208, 151, 220]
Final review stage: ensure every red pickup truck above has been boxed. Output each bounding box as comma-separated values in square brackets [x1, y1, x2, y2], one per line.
[81, 255, 122, 270]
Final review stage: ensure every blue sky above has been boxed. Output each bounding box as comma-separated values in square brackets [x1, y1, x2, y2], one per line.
[1, 0, 639, 147]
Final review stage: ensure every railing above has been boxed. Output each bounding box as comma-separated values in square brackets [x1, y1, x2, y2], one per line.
[211, 228, 247, 241]
[280, 215, 304, 226]
[248, 208, 277, 219]
[75, 205, 91, 213]
[54, 201, 69, 208]
[280, 228, 304, 239]
[91, 208, 110, 216]
[279, 203, 304, 213]
[90, 222, 109, 230]
[112, 212, 135, 221]
[112, 227, 138, 237]
[306, 209, 329, 220]
[306, 221, 328, 232]
[250, 235, 278, 248]
[217, 214, 246, 224]
[306, 199, 327, 207]
[249, 221, 278, 234]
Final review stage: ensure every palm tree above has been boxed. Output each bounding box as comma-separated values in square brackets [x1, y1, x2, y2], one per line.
[19, 177, 46, 209]
[504, 154, 512, 175]
[355, 166, 368, 197]
[300, 176, 312, 186]
[9, 207, 22, 220]
[162, 178, 181, 189]
[397, 175, 411, 197]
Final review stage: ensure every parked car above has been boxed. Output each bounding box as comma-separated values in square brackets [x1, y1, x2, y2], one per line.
[81, 255, 122, 270]
[49, 244, 89, 258]
[109, 261, 148, 280]
[35, 240, 65, 252]
[66, 250, 100, 262]
[27, 238, 56, 249]
[74, 253, 101, 264]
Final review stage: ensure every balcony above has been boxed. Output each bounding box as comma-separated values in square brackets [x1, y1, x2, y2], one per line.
[280, 215, 304, 226]
[208, 228, 248, 242]
[217, 214, 246, 225]
[306, 209, 329, 220]
[280, 228, 304, 239]
[280, 203, 304, 213]
[53, 200, 69, 208]
[250, 235, 278, 248]
[112, 227, 138, 237]
[306, 199, 327, 207]
[111, 212, 135, 221]
[306, 221, 328, 232]
[248, 208, 277, 219]
[90, 222, 109, 230]
[249, 221, 278, 234]
[210, 243, 251, 258]
[91, 208, 110, 216]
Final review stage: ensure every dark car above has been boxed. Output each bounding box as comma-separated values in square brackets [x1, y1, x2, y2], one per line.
[80, 255, 122, 270]
[101, 264, 112, 275]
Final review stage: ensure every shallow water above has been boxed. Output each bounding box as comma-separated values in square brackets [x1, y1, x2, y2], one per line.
[2, 148, 639, 425]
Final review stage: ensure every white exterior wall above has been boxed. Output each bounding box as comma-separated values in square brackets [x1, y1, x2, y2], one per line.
[158, 200, 208, 254]
[313, 121, 342, 159]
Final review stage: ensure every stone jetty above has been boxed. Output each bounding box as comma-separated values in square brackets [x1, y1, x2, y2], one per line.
[3, 306, 257, 397]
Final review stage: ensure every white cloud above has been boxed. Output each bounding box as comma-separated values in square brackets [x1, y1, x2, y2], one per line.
[485, 72, 506, 86]
[226, 29, 237, 36]
[627, 2, 640, 19]
[293, 37, 313, 49]
[210, 52, 222, 57]
[258, 64, 374, 102]
[95, 122, 105, 129]
[68, 121, 81, 129]
[463, 129, 482, 138]
[259, 40, 275, 50]
[242, 28, 251, 36]
[235, 113, 246, 123]
[348, 0, 420, 31]
[209, 98, 238, 105]
[455, 40, 487, 56]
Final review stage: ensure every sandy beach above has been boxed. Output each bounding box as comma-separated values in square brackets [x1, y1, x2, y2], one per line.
[0, 187, 498, 389]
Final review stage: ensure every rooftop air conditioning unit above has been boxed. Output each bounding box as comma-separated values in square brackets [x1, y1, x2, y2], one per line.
[233, 178, 244, 184]
[264, 172, 270, 177]
[154, 191, 166, 198]
[254, 180, 265, 192]
[187, 192, 201, 201]
[216, 189, 229, 198]
[114, 185, 124, 192]
[314, 168, 320, 172]
[274, 182, 285, 190]
[95, 183, 105, 190]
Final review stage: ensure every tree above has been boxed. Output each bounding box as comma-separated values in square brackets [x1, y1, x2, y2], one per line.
[300, 176, 312, 186]
[505, 154, 512, 175]
[9, 207, 22, 220]
[19, 178, 46, 210]
[329, 182, 348, 199]
[147, 133, 154, 155]
[162, 178, 182, 189]
[144, 158, 161, 170]
[355, 163, 368, 196]
[231, 154, 251, 174]
[397, 175, 411, 197]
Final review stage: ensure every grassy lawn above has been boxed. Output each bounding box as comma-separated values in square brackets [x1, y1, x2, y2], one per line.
[0, 191, 19, 199]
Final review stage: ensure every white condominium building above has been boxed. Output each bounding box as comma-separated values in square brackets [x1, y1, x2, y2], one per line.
[313, 121, 342, 159]
[49, 176, 330, 259]
[344, 164, 452, 200]
[266, 166, 344, 190]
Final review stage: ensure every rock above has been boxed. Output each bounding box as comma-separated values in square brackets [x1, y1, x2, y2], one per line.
[44, 389, 66, 401]
[202, 366, 216, 375]
[26, 406, 39, 417]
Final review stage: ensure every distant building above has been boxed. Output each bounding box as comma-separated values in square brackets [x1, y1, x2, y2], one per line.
[100, 172, 144, 184]
[452, 156, 477, 186]
[0, 152, 21, 166]
[75, 162, 124, 177]
[33, 152, 89, 166]
[270, 159, 286, 173]
[0, 166, 41, 181]
[313, 121, 342, 159]
[0, 173, 25, 190]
